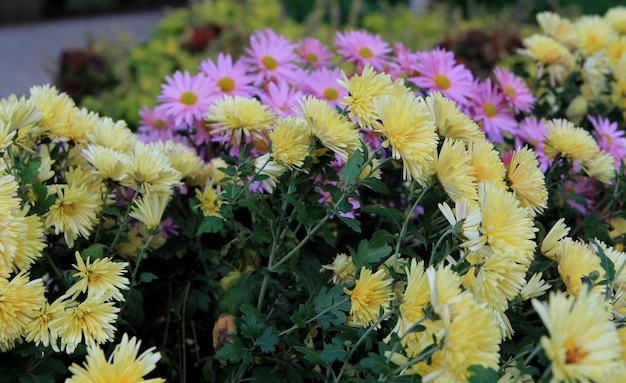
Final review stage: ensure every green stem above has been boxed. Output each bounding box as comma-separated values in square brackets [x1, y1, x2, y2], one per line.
[278, 297, 350, 337]
[429, 228, 456, 267]
[393, 184, 431, 268]
[335, 309, 396, 382]
[387, 343, 442, 377]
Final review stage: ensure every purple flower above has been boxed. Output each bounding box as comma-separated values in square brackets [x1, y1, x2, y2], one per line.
[157, 70, 218, 127]
[334, 30, 392, 71]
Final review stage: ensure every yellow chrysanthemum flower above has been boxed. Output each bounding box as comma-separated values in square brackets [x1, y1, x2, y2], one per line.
[269, 116, 312, 169]
[195, 182, 223, 218]
[612, 78, 626, 111]
[519, 272, 550, 301]
[606, 6, 626, 34]
[557, 238, 605, 297]
[519, 34, 576, 85]
[254, 153, 287, 193]
[462, 250, 527, 339]
[66, 332, 165, 383]
[65, 251, 130, 302]
[540, 218, 571, 260]
[544, 118, 600, 163]
[122, 141, 183, 196]
[159, 141, 207, 186]
[609, 216, 626, 251]
[338, 64, 397, 128]
[506, 146, 548, 215]
[606, 37, 626, 64]
[438, 197, 482, 253]
[45, 183, 102, 248]
[82, 144, 132, 182]
[344, 266, 393, 327]
[27, 84, 76, 143]
[320, 253, 357, 285]
[10, 211, 45, 273]
[24, 296, 67, 352]
[536, 11, 579, 48]
[206, 95, 275, 149]
[575, 15, 616, 55]
[86, 116, 138, 153]
[419, 294, 501, 382]
[582, 151, 616, 184]
[472, 181, 538, 265]
[424, 91, 485, 144]
[130, 192, 171, 233]
[66, 107, 99, 143]
[0, 96, 38, 150]
[205, 157, 230, 186]
[51, 296, 120, 354]
[298, 96, 361, 162]
[0, 272, 45, 352]
[373, 93, 438, 184]
[435, 137, 477, 201]
[532, 288, 621, 383]
[468, 139, 506, 189]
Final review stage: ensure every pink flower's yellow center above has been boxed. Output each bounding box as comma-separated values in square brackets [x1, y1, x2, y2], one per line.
[262, 55, 278, 70]
[564, 338, 589, 364]
[603, 133, 614, 145]
[358, 47, 373, 59]
[323, 87, 340, 101]
[155, 118, 166, 129]
[483, 102, 498, 118]
[504, 85, 516, 95]
[180, 91, 198, 106]
[218, 77, 236, 92]
[434, 74, 451, 90]
[306, 53, 318, 63]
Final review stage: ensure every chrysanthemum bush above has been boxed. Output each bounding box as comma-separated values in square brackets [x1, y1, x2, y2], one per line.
[3, 6, 626, 383]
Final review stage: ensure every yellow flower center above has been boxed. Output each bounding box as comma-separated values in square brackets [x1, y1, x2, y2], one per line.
[483, 102, 498, 118]
[218, 77, 236, 92]
[261, 55, 278, 70]
[434, 74, 451, 90]
[155, 118, 166, 129]
[62, 203, 75, 215]
[306, 53, 318, 63]
[504, 85, 516, 95]
[180, 91, 198, 106]
[88, 272, 102, 284]
[358, 47, 373, 59]
[564, 338, 589, 364]
[323, 87, 340, 101]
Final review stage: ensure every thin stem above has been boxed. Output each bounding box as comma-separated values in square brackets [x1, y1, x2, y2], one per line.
[335, 309, 396, 382]
[429, 228, 456, 267]
[388, 343, 442, 377]
[278, 297, 350, 337]
[393, 184, 431, 268]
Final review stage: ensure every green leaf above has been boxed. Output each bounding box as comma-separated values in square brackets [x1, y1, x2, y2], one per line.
[257, 327, 279, 353]
[467, 365, 499, 383]
[341, 149, 364, 185]
[32, 180, 56, 213]
[390, 375, 422, 383]
[337, 214, 361, 233]
[81, 243, 107, 259]
[591, 239, 615, 284]
[353, 233, 392, 270]
[240, 304, 264, 340]
[294, 346, 326, 365]
[139, 272, 158, 283]
[362, 205, 404, 230]
[20, 158, 41, 185]
[196, 216, 223, 236]
[320, 338, 347, 364]
[361, 177, 389, 194]
[215, 335, 249, 364]
[358, 352, 392, 375]
[314, 285, 349, 328]
[291, 301, 315, 328]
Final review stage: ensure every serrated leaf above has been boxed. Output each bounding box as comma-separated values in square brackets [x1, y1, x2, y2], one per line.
[337, 214, 361, 233]
[320, 338, 347, 364]
[341, 149, 364, 185]
[139, 272, 158, 283]
[314, 285, 349, 328]
[291, 301, 315, 328]
[294, 346, 326, 365]
[257, 327, 279, 353]
[196, 216, 223, 236]
[215, 335, 248, 364]
[353, 234, 392, 269]
[361, 177, 389, 194]
[591, 239, 615, 283]
[467, 365, 499, 383]
[358, 352, 392, 374]
[362, 205, 404, 229]
[240, 304, 264, 340]
[81, 243, 107, 260]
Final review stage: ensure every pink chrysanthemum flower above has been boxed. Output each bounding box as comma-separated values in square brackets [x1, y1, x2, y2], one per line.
[563, 178, 597, 214]
[334, 30, 392, 71]
[469, 79, 517, 143]
[409, 48, 474, 105]
[493, 67, 535, 113]
[198, 53, 257, 98]
[302, 68, 347, 107]
[589, 115, 626, 167]
[137, 105, 177, 143]
[388, 42, 419, 79]
[296, 37, 334, 68]
[157, 70, 218, 127]
[244, 28, 299, 85]
[259, 80, 304, 117]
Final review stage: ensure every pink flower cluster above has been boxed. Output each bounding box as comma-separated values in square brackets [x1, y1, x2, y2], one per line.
[141, 28, 536, 151]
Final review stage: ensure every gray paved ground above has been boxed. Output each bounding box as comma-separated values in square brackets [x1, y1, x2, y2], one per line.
[0, 10, 166, 99]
